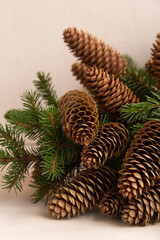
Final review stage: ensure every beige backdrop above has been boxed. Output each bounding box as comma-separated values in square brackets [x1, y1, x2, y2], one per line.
[0, 1, 160, 239]
[0, 0, 160, 125]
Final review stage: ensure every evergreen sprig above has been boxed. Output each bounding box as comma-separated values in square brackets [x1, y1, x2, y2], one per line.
[33, 72, 58, 107]
[1, 84, 81, 198]
[30, 167, 60, 204]
[5, 90, 43, 140]
[0, 124, 40, 192]
[121, 91, 160, 124]
[121, 55, 156, 101]
[0, 124, 26, 156]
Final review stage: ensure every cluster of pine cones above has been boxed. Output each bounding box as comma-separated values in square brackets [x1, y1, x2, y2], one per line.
[49, 27, 160, 226]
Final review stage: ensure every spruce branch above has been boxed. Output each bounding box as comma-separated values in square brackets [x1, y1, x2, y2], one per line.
[0, 123, 42, 192]
[38, 106, 82, 181]
[30, 176, 59, 204]
[0, 124, 26, 156]
[2, 160, 32, 193]
[0, 151, 41, 193]
[121, 55, 156, 101]
[5, 90, 44, 140]
[121, 91, 160, 124]
[5, 109, 42, 140]
[33, 72, 58, 107]
[40, 153, 65, 181]
[21, 90, 42, 122]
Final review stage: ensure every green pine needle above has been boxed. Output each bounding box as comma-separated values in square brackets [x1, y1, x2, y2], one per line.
[0, 124, 26, 157]
[129, 123, 144, 140]
[121, 91, 160, 124]
[40, 153, 65, 181]
[34, 72, 58, 107]
[121, 55, 156, 101]
[98, 112, 110, 127]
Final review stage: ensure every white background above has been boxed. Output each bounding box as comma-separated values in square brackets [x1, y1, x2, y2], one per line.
[0, 0, 160, 239]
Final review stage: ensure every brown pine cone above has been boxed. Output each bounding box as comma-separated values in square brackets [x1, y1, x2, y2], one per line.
[63, 27, 128, 78]
[59, 89, 99, 145]
[99, 188, 126, 218]
[121, 181, 160, 226]
[81, 122, 129, 168]
[146, 33, 160, 89]
[118, 120, 160, 200]
[71, 61, 88, 84]
[49, 166, 117, 219]
[83, 66, 139, 119]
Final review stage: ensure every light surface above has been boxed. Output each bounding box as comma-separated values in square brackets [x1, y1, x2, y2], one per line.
[0, 172, 160, 240]
[0, 0, 160, 124]
[0, 1, 160, 239]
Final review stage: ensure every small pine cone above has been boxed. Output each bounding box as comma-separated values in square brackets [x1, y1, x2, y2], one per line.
[49, 166, 118, 219]
[59, 89, 99, 145]
[63, 27, 128, 78]
[121, 181, 160, 226]
[81, 122, 129, 168]
[83, 66, 139, 119]
[146, 33, 160, 89]
[71, 61, 88, 84]
[118, 120, 160, 200]
[99, 188, 126, 218]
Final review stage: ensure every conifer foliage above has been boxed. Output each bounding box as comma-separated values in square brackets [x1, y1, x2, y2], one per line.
[0, 27, 160, 226]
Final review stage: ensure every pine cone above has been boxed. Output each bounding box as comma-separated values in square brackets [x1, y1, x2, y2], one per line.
[49, 166, 117, 219]
[146, 33, 160, 89]
[59, 89, 99, 145]
[83, 66, 139, 119]
[99, 188, 126, 218]
[71, 61, 88, 84]
[81, 122, 129, 168]
[121, 181, 160, 226]
[118, 120, 160, 200]
[63, 27, 128, 78]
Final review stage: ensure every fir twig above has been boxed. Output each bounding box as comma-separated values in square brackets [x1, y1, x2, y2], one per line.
[5, 90, 44, 140]
[121, 55, 156, 101]
[121, 91, 160, 124]
[0, 123, 41, 192]
[33, 72, 58, 107]
[30, 171, 60, 204]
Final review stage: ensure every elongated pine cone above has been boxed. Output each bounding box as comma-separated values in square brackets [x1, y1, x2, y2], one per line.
[146, 33, 160, 89]
[81, 122, 129, 168]
[71, 62, 87, 84]
[59, 89, 99, 145]
[118, 120, 160, 200]
[99, 188, 126, 218]
[49, 166, 117, 219]
[83, 66, 139, 119]
[121, 181, 160, 226]
[63, 27, 128, 78]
